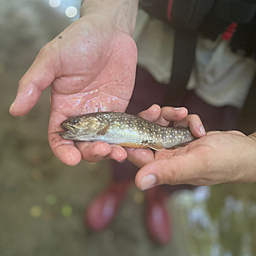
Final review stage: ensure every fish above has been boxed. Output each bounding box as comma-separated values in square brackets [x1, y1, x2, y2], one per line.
[59, 112, 195, 150]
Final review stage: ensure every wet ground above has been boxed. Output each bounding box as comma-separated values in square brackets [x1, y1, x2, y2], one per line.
[1, 1, 256, 256]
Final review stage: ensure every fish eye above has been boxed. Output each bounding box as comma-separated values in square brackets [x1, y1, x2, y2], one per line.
[70, 119, 79, 125]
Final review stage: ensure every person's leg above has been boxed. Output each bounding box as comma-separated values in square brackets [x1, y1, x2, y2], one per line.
[86, 66, 183, 242]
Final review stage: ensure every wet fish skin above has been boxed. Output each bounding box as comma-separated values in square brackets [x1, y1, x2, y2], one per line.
[59, 112, 195, 150]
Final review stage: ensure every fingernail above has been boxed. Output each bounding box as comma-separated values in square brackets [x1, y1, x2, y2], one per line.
[174, 107, 186, 114]
[199, 125, 206, 136]
[150, 104, 158, 110]
[141, 174, 157, 191]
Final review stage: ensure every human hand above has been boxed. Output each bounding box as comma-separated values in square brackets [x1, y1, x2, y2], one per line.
[9, 11, 137, 165]
[125, 104, 205, 188]
[128, 123, 256, 190]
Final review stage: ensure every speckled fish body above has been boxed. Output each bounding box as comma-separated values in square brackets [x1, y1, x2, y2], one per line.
[59, 112, 195, 150]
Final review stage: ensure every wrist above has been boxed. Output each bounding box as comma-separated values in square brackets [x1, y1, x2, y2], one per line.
[80, 0, 139, 36]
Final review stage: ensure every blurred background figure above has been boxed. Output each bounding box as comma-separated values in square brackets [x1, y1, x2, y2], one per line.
[2, 1, 256, 256]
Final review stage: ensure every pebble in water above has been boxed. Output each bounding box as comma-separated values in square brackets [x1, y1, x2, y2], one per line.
[29, 205, 42, 218]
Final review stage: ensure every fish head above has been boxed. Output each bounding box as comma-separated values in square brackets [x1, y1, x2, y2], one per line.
[59, 115, 103, 141]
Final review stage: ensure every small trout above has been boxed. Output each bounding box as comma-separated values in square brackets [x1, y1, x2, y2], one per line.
[59, 112, 195, 150]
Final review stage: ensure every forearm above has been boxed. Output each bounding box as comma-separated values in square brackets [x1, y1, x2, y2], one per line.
[80, 0, 139, 35]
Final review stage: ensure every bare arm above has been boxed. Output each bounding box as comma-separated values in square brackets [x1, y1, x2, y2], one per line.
[80, 0, 138, 35]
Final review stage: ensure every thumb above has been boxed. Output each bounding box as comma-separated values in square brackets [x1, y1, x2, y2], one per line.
[9, 44, 57, 116]
[135, 154, 204, 190]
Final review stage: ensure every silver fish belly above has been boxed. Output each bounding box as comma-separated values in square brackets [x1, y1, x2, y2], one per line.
[59, 112, 195, 150]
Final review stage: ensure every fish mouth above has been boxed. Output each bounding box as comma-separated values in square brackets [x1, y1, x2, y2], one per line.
[60, 123, 78, 133]
[59, 123, 79, 140]
[59, 130, 78, 140]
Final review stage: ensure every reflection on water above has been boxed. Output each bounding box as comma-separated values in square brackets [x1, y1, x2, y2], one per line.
[174, 184, 256, 256]
[44, 0, 81, 20]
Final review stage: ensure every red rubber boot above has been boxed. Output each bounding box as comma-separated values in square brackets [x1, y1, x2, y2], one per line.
[145, 187, 171, 245]
[85, 180, 132, 231]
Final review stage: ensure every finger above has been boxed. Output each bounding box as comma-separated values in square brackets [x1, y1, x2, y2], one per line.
[52, 143, 82, 166]
[135, 154, 206, 190]
[48, 111, 82, 166]
[77, 142, 128, 163]
[76, 141, 112, 162]
[126, 148, 154, 168]
[139, 104, 161, 122]
[154, 107, 188, 126]
[103, 145, 127, 162]
[49, 134, 82, 166]
[9, 44, 57, 116]
[174, 114, 206, 138]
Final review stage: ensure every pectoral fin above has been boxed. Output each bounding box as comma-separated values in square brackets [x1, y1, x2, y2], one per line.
[97, 123, 111, 135]
[148, 142, 165, 151]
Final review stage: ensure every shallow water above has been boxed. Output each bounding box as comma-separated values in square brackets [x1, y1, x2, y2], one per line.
[174, 184, 256, 256]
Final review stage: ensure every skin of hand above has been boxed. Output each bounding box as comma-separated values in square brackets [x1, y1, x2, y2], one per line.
[9, 1, 138, 166]
[127, 110, 256, 190]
